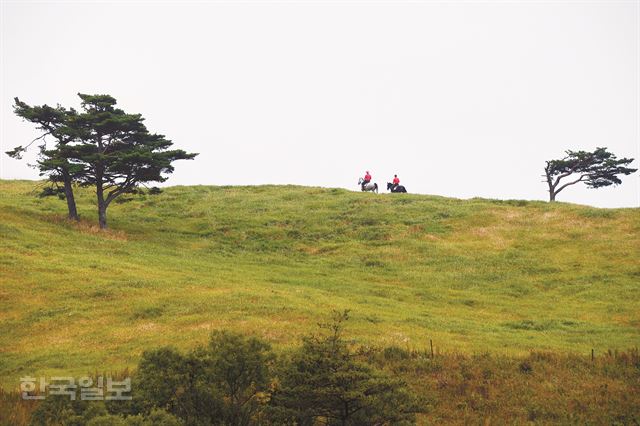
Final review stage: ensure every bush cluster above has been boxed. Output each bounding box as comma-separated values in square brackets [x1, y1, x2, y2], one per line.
[29, 311, 420, 425]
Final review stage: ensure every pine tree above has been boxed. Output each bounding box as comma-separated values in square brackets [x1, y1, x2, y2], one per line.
[544, 148, 636, 202]
[9, 94, 197, 228]
[272, 311, 419, 425]
[8, 98, 84, 220]
[69, 93, 197, 228]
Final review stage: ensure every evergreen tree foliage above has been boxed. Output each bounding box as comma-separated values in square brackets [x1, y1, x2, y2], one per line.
[8, 94, 197, 228]
[70, 94, 197, 228]
[135, 332, 274, 425]
[9, 98, 84, 220]
[544, 148, 636, 201]
[271, 311, 419, 425]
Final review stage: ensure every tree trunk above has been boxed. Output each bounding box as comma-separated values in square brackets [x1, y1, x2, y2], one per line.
[62, 170, 79, 221]
[95, 151, 110, 229]
[98, 202, 107, 229]
[96, 178, 108, 229]
[545, 165, 557, 202]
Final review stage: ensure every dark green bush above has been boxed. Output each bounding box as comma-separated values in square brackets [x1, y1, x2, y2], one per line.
[135, 331, 274, 425]
[28, 315, 421, 425]
[270, 311, 420, 425]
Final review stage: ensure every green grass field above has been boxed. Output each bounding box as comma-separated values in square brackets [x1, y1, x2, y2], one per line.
[1, 179, 638, 390]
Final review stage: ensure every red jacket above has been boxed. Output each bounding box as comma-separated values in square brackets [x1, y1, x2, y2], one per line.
[364, 173, 372, 181]
[393, 177, 400, 185]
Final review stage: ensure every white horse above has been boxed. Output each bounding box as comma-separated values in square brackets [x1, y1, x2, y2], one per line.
[358, 178, 378, 193]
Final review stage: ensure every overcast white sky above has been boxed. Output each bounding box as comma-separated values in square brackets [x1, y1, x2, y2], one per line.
[1, 1, 638, 207]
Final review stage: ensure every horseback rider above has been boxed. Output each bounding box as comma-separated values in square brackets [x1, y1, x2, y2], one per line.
[362, 171, 372, 190]
[392, 174, 400, 190]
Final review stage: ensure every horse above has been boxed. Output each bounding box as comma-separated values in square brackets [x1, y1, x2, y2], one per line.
[387, 182, 407, 193]
[358, 178, 378, 193]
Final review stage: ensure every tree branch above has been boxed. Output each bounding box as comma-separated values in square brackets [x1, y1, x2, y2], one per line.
[552, 169, 575, 189]
[554, 174, 587, 195]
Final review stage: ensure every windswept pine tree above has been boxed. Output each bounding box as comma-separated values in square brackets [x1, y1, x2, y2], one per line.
[70, 94, 197, 228]
[544, 148, 636, 202]
[8, 98, 84, 220]
[8, 93, 198, 229]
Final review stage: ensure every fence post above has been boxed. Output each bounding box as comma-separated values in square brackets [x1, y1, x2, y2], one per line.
[430, 339, 434, 358]
[591, 348, 594, 362]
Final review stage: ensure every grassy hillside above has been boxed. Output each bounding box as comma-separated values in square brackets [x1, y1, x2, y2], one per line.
[1, 179, 639, 389]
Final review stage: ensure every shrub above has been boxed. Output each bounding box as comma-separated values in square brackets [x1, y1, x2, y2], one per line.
[29, 396, 108, 426]
[270, 311, 420, 425]
[134, 332, 274, 425]
[195, 330, 275, 424]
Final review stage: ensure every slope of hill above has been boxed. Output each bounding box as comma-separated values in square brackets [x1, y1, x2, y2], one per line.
[0, 179, 639, 387]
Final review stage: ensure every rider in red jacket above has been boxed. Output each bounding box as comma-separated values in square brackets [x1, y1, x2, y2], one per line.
[392, 174, 400, 190]
[362, 171, 372, 190]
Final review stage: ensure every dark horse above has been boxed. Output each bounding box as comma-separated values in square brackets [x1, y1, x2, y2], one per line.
[387, 182, 407, 193]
